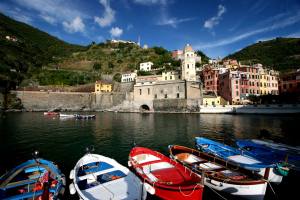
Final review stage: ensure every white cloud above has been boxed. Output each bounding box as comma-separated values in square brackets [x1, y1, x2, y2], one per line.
[286, 31, 300, 38]
[13, 0, 87, 23]
[63, 16, 85, 33]
[110, 27, 123, 38]
[94, 0, 115, 27]
[204, 4, 226, 29]
[127, 24, 133, 30]
[39, 14, 56, 25]
[132, 0, 167, 6]
[157, 17, 195, 28]
[0, 3, 33, 24]
[196, 12, 300, 49]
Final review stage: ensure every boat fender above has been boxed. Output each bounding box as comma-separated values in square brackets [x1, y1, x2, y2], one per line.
[69, 183, 76, 195]
[143, 182, 155, 195]
[69, 170, 75, 180]
[206, 179, 222, 187]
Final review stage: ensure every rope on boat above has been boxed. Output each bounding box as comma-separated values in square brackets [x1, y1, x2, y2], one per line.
[178, 183, 202, 197]
[206, 184, 228, 200]
[267, 180, 278, 200]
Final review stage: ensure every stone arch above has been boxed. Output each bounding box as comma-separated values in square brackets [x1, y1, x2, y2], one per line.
[140, 104, 150, 111]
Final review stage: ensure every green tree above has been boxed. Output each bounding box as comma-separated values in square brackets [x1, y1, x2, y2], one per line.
[113, 73, 121, 82]
[108, 62, 114, 69]
[93, 62, 101, 70]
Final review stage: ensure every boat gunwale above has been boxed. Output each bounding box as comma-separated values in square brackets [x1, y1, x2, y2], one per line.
[169, 145, 267, 186]
[129, 147, 204, 191]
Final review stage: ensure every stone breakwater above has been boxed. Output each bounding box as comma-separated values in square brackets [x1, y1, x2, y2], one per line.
[7, 91, 300, 114]
[12, 91, 126, 111]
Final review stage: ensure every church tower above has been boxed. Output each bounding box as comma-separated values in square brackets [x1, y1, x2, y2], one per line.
[181, 44, 196, 81]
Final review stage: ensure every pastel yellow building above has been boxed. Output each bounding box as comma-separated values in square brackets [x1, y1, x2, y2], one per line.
[162, 71, 180, 81]
[259, 69, 279, 95]
[203, 92, 228, 106]
[95, 81, 113, 93]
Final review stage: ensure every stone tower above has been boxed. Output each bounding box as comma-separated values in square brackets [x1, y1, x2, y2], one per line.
[181, 44, 196, 81]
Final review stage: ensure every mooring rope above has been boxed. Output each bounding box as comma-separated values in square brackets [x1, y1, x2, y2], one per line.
[178, 183, 202, 197]
[206, 184, 228, 200]
[267, 180, 279, 200]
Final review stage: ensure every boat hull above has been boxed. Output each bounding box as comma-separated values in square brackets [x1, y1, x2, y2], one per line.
[205, 177, 267, 200]
[195, 137, 284, 184]
[70, 153, 146, 200]
[169, 145, 267, 200]
[129, 147, 204, 200]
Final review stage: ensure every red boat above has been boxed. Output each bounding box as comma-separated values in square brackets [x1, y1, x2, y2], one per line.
[128, 147, 204, 200]
[43, 111, 59, 116]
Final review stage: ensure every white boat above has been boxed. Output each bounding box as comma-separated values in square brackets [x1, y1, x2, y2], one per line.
[59, 113, 75, 118]
[69, 153, 147, 200]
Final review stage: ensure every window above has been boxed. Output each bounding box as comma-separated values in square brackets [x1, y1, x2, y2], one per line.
[187, 64, 189, 69]
[246, 89, 248, 93]
[165, 94, 168, 98]
[236, 85, 238, 89]
[139, 89, 142, 95]
[165, 77, 167, 80]
[154, 94, 157, 99]
[148, 88, 150, 95]
[177, 86, 180, 91]
[236, 80, 238, 84]
[177, 93, 180, 98]
[236, 91, 239, 96]
[170, 76, 172, 80]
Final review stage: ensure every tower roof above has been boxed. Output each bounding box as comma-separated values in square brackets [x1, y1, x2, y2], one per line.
[184, 44, 193, 52]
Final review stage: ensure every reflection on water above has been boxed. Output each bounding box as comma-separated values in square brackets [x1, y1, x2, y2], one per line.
[0, 112, 299, 199]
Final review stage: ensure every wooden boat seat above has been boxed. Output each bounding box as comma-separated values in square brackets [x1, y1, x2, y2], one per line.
[198, 162, 223, 171]
[132, 154, 160, 165]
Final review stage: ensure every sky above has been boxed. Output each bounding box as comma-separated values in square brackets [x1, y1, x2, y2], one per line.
[1, 0, 300, 58]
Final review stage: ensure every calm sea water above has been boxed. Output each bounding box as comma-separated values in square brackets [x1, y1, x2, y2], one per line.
[0, 112, 299, 200]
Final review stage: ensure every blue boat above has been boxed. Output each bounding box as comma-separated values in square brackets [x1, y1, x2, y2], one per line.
[195, 137, 289, 184]
[236, 139, 300, 171]
[0, 154, 66, 200]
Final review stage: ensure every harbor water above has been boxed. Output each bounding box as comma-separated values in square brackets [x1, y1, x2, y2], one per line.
[0, 112, 299, 200]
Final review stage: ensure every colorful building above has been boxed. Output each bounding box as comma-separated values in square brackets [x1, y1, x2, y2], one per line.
[259, 68, 279, 95]
[238, 65, 261, 100]
[279, 70, 300, 94]
[95, 81, 113, 93]
[202, 92, 228, 106]
[219, 71, 242, 104]
[162, 71, 180, 81]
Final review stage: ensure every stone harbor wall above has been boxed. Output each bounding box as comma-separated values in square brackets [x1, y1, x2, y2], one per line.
[9, 90, 300, 114]
[12, 91, 127, 111]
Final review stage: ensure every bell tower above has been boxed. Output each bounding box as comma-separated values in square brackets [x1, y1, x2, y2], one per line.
[181, 44, 196, 81]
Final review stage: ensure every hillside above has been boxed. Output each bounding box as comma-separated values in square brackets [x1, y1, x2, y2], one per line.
[226, 37, 300, 71]
[0, 12, 207, 88]
[0, 13, 86, 88]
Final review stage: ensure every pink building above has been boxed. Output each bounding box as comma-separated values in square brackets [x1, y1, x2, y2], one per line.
[238, 66, 261, 100]
[219, 71, 241, 104]
[202, 66, 220, 93]
[172, 50, 183, 60]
